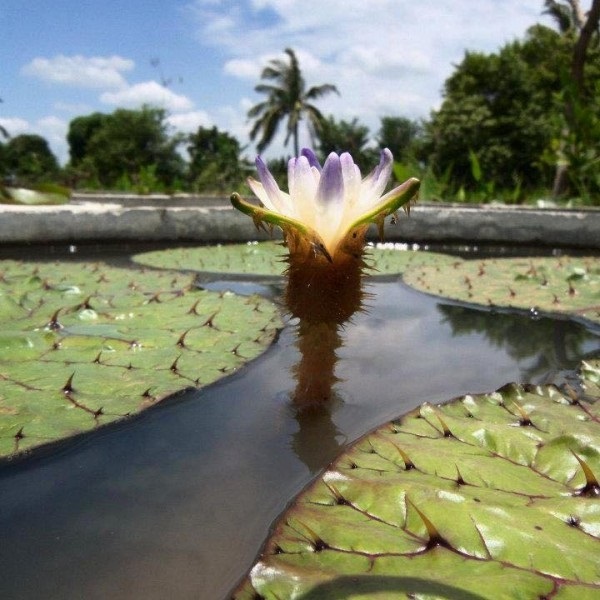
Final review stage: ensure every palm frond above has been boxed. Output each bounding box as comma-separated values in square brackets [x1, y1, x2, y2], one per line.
[543, 0, 580, 32]
[304, 84, 340, 100]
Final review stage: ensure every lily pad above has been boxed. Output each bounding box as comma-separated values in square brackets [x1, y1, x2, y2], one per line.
[0, 259, 281, 458]
[403, 255, 600, 325]
[133, 242, 457, 276]
[234, 361, 600, 599]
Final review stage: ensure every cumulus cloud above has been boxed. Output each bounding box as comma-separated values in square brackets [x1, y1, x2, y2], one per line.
[167, 110, 213, 133]
[22, 55, 134, 89]
[188, 0, 552, 154]
[100, 81, 194, 112]
[0, 117, 30, 136]
[224, 58, 263, 80]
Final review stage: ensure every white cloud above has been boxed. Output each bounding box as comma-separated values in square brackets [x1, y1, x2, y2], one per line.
[167, 110, 213, 133]
[100, 81, 194, 112]
[22, 55, 134, 89]
[0, 117, 30, 136]
[188, 0, 553, 155]
[224, 58, 262, 80]
[36, 116, 69, 162]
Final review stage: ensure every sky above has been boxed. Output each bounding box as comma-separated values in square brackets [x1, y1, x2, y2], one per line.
[0, 1, 553, 164]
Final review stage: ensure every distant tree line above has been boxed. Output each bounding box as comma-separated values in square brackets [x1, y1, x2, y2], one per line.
[0, 1, 598, 203]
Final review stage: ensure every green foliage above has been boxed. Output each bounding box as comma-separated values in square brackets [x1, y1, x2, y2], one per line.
[67, 112, 108, 166]
[393, 161, 454, 202]
[248, 48, 339, 155]
[317, 116, 377, 172]
[543, 0, 585, 33]
[425, 25, 570, 200]
[0, 259, 281, 458]
[235, 362, 600, 599]
[187, 126, 245, 193]
[377, 116, 423, 164]
[1, 134, 59, 185]
[547, 80, 600, 202]
[65, 106, 185, 190]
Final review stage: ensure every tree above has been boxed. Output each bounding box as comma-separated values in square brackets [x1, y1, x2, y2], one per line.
[424, 24, 570, 197]
[187, 126, 244, 193]
[248, 48, 339, 156]
[317, 115, 377, 171]
[67, 106, 184, 189]
[544, 0, 586, 32]
[544, 0, 600, 197]
[4, 134, 59, 184]
[377, 116, 423, 163]
[67, 112, 108, 166]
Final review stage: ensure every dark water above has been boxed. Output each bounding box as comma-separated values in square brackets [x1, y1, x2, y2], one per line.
[0, 271, 599, 599]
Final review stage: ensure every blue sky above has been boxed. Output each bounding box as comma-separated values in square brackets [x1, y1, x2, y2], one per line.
[1, 1, 552, 164]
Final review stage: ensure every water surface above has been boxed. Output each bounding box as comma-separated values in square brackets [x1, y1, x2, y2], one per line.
[0, 269, 598, 599]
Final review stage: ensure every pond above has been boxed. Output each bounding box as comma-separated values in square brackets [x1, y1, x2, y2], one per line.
[0, 244, 598, 599]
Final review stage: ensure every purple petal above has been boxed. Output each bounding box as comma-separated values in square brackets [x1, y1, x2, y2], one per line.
[300, 148, 322, 171]
[316, 152, 343, 205]
[287, 157, 298, 194]
[256, 155, 282, 201]
[362, 148, 393, 199]
[373, 148, 393, 182]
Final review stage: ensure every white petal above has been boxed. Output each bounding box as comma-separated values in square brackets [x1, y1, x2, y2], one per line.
[291, 155, 319, 225]
[247, 178, 277, 212]
[340, 152, 361, 207]
[255, 156, 292, 214]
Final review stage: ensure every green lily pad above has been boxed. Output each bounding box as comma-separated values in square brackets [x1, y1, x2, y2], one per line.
[403, 255, 600, 325]
[133, 242, 457, 277]
[234, 361, 600, 599]
[0, 259, 281, 458]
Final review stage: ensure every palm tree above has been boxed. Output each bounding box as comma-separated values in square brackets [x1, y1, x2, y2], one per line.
[543, 0, 585, 33]
[0, 98, 8, 139]
[248, 48, 339, 156]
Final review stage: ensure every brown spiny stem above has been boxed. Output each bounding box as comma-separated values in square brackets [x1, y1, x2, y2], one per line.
[283, 233, 367, 409]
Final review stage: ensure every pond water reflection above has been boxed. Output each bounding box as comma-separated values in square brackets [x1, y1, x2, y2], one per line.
[0, 272, 598, 600]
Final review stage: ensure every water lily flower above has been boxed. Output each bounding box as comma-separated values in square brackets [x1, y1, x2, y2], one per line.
[231, 148, 419, 262]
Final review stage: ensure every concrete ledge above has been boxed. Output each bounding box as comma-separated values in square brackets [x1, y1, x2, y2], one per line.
[0, 197, 599, 249]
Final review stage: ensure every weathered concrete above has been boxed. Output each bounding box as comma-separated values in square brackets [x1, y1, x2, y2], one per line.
[0, 195, 598, 248]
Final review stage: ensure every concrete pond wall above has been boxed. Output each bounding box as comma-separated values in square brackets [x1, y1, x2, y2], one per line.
[0, 193, 598, 249]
